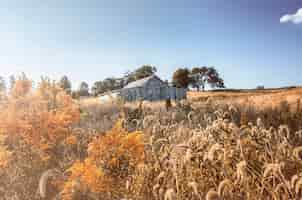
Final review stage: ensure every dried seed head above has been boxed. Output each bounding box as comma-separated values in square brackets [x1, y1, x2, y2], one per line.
[156, 171, 166, 183]
[206, 190, 221, 200]
[256, 117, 263, 127]
[263, 163, 284, 178]
[164, 188, 176, 200]
[188, 181, 199, 196]
[208, 143, 223, 161]
[159, 187, 165, 199]
[228, 105, 238, 113]
[126, 180, 130, 191]
[293, 146, 302, 161]
[152, 184, 161, 198]
[38, 169, 60, 198]
[295, 177, 302, 195]
[218, 179, 232, 197]
[184, 148, 193, 164]
[291, 174, 300, 189]
[275, 183, 289, 198]
[279, 125, 290, 140]
[236, 161, 247, 183]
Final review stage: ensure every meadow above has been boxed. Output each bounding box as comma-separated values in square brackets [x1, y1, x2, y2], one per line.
[1, 79, 302, 200]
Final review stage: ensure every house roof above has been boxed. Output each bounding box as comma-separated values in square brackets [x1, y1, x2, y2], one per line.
[123, 75, 165, 89]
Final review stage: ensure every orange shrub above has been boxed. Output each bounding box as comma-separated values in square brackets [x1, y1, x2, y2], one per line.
[88, 121, 145, 177]
[0, 77, 81, 199]
[0, 78, 80, 164]
[62, 159, 113, 200]
[62, 121, 145, 199]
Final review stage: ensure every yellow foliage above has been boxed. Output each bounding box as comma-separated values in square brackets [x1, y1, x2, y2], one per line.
[65, 135, 78, 145]
[0, 146, 12, 168]
[10, 77, 32, 98]
[88, 122, 145, 177]
[62, 121, 145, 198]
[0, 77, 82, 199]
[0, 78, 80, 164]
[62, 159, 112, 200]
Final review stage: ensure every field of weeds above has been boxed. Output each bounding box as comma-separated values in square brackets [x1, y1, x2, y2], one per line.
[188, 87, 302, 109]
[2, 80, 302, 199]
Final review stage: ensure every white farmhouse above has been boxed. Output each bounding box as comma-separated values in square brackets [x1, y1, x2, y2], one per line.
[120, 75, 187, 102]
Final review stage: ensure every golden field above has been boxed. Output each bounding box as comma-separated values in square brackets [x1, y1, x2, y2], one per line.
[2, 80, 302, 200]
[188, 87, 302, 109]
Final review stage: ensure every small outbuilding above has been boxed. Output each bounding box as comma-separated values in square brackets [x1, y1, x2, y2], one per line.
[119, 75, 187, 102]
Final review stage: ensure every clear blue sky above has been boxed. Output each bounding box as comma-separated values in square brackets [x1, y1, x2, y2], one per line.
[0, 0, 301, 89]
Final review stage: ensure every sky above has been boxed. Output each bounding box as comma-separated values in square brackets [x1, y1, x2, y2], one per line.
[0, 0, 301, 89]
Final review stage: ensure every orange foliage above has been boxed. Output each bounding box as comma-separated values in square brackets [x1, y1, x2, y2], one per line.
[0, 76, 145, 199]
[62, 159, 113, 200]
[62, 121, 145, 199]
[0, 146, 11, 168]
[0, 136, 11, 168]
[88, 121, 145, 177]
[0, 78, 80, 163]
[10, 77, 32, 98]
[65, 135, 78, 145]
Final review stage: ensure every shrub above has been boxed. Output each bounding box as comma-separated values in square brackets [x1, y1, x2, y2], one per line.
[62, 121, 145, 199]
[0, 77, 80, 199]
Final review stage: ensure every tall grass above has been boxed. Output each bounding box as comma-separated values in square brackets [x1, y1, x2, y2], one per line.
[1, 81, 302, 199]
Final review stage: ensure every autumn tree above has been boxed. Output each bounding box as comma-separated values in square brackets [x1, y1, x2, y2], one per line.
[172, 68, 191, 88]
[59, 75, 72, 94]
[190, 66, 225, 91]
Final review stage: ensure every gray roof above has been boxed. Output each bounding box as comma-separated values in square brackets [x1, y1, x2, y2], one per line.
[123, 75, 164, 89]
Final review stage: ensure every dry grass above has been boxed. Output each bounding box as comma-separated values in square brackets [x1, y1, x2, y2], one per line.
[77, 97, 122, 132]
[115, 97, 302, 199]
[2, 83, 302, 200]
[188, 86, 302, 109]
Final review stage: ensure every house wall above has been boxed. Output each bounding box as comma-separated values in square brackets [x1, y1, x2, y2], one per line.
[120, 76, 187, 101]
[120, 85, 187, 102]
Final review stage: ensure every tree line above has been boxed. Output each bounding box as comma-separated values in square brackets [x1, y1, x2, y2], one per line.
[172, 66, 225, 91]
[0, 65, 224, 99]
[91, 65, 157, 96]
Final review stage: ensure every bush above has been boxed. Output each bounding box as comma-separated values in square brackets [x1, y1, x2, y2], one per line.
[62, 121, 145, 199]
[0, 78, 80, 199]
